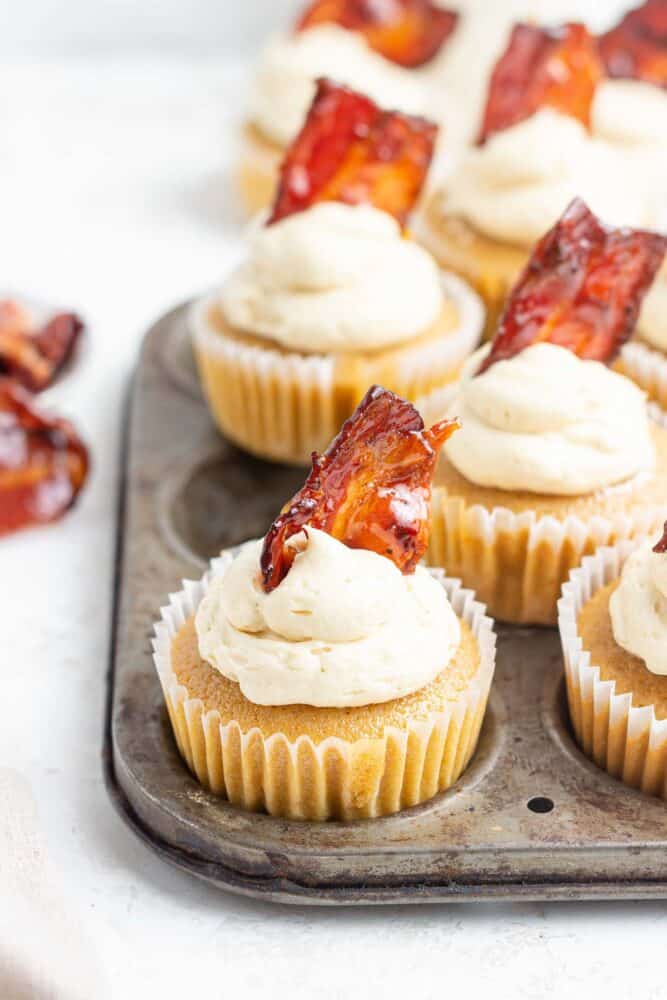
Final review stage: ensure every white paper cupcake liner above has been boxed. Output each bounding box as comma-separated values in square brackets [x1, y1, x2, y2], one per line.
[558, 540, 667, 799]
[190, 272, 484, 465]
[427, 405, 667, 625]
[152, 554, 497, 821]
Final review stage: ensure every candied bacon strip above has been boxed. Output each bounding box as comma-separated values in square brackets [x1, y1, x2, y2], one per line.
[0, 301, 84, 392]
[478, 199, 667, 375]
[0, 300, 32, 334]
[0, 380, 89, 536]
[260, 385, 459, 591]
[654, 522, 667, 553]
[268, 79, 437, 226]
[598, 0, 667, 88]
[477, 23, 603, 144]
[296, 0, 458, 68]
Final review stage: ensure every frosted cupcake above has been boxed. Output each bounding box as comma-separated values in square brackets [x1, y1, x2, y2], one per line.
[237, 0, 459, 215]
[426, 199, 667, 625]
[195, 80, 483, 465]
[425, 0, 629, 155]
[617, 263, 667, 408]
[420, 16, 665, 335]
[153, 387, 496, 820]
[559, 523, 667, 800]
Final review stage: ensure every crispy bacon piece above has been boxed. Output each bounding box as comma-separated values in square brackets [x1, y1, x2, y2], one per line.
[0, 301, 84, 392]
[268, 79, 437, 226]
[0, 380, 89, 536]
[478, 199, 667, 375]
[260, 385, 459, 591]
[599, 0, 667, 88]
[296, 0, 458, 68]
[654, 522, 667, 553]
[477, 23, 603, 144]
[654, 521, 667, 553]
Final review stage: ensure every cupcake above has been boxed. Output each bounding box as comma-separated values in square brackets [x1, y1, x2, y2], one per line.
[152, 386, 496, 820]
[195, 80, 484, 465]
[420, 14, 666, 336]
[559, 522, 667, 799]
[425, 0, 629, 156]
[426, 198, 667, 626]
[237, 0, 460, 216]
[616, 264, 667, 409]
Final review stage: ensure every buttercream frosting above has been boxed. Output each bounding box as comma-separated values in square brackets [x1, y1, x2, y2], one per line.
[442, 109, 658, 246]
[195, 528, 460, 707]
[444, 343, 655, 495]
[638, 262, 667, 353]
[609, 536, 667, 676]
[592, 79, 667, 148]
[220, 202, 445, 353]
[248, 25, 428, 148]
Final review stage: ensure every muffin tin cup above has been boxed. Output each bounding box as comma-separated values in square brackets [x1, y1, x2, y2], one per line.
[616, 341, 667, 412]
[153, 561, 497, 822]
[558, 540, 667, 800]
[427, 406, 667, 627]
[107, 301, 667, 903]
[190, 272, 484, 466]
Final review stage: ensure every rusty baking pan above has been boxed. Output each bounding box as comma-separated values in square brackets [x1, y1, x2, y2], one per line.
[104, 302, 667, 905]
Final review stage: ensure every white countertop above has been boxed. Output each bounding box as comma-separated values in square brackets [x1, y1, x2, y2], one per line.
[1, 56, 666, 1000]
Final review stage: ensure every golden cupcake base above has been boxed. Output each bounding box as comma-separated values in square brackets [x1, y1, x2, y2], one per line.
[235, 124, 282, 218]
[427, 419, 667, 626]
[191, 273, 484, 465]
[417, 196, 528, 338]
[559, 542, 667, 800]
[152, 561, 496, 821]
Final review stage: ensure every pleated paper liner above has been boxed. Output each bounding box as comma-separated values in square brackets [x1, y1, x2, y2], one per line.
[152, 556, 497, 821]
[558, 540, 667, 800]
[190, 272, 484, 465]
[427, 407, 667, 626]
[616, 341, 667, 412]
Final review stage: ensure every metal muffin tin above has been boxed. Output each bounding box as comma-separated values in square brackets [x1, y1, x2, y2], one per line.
[105, 302, 667, 905]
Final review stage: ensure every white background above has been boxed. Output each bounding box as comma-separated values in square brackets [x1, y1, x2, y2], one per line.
[0, 0, 300, 56]
[1, 3, 665, 999]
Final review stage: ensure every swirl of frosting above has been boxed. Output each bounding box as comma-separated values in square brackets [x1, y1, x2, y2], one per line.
[638, 262, 667, 352]
[610, 538, 667, 675]
[220, 203, 444, 352]
[444, 343, 655, 495]
[592, 80, 667, 148]
[195, 529, 459, 707]
[247, 25, 427, 149]
[442, 108, 661, 246]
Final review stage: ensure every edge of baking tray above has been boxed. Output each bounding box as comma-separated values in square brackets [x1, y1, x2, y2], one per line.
[102, 306, 667, 907]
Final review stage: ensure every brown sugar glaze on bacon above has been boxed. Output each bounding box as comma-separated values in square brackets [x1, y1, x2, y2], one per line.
[654, 522, 667, 553]
[0, 380, 89, 536]
[296, 0, 458, 68]
[478, 199, 667, 375]
[0, 300, 84, 392]
[598, 0, 667, 88]
[477, 23, 602, 144]
[260, 385, 459, 592]
[268, 79, 437, 226]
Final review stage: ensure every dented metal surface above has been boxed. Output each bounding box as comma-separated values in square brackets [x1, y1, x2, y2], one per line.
[105, 302, 667, 905]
